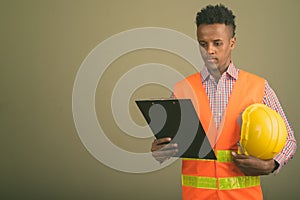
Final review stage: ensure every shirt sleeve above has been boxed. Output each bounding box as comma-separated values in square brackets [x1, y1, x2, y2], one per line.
[262, 80, 297, 174]
[170, 92, 175, 99]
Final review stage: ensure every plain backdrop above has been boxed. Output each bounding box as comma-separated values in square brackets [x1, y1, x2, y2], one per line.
[1, 0, 299, 199]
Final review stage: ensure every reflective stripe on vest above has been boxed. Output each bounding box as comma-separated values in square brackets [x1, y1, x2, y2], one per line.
[182, 150, 260, 190]
[183, 150, 233, 162]
[182, 175, 260, 190]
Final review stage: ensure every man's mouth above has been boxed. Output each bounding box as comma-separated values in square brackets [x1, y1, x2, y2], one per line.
[207, 58, 217, 63]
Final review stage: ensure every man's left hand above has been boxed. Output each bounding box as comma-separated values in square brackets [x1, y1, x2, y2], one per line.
[231, 152, 275, 176]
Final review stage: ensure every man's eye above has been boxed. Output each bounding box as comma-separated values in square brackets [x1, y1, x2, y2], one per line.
[214, 41, 222, 46]
[199, 42, 207, 47]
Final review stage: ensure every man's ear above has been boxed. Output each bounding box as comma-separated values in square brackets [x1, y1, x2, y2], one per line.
[230, 37, 236, 50]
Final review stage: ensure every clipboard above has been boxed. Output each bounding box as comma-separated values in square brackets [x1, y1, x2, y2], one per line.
[135, 99, 216, 159]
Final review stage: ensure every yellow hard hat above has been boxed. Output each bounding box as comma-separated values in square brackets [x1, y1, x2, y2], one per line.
[240, 103, 287, 160]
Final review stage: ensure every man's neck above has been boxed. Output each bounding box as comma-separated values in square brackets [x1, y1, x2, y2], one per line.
[207, 66, 228, 82]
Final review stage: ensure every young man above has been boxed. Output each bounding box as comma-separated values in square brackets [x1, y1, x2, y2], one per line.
[151, 4, 296, 200]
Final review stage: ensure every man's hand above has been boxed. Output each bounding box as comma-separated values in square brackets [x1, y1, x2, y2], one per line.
[151, 137, 178, 163]
[231, 152, 276, 176]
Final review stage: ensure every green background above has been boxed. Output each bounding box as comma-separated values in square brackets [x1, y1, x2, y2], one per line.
[1, 0, 299, 199]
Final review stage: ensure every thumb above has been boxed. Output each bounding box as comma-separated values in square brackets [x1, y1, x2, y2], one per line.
[231, 151, 238, 157]
[231, 151, 247, 159]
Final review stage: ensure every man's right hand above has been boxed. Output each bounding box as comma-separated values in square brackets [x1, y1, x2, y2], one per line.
[151, 137, 178, 163]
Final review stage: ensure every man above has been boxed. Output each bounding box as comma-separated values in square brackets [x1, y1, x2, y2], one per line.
[151, 4, 296, 200]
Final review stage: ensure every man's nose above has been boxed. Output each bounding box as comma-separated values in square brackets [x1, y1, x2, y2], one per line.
[207, 44, 215, 54]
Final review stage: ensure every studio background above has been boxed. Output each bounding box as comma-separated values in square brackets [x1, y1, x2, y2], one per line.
[1, 0, 299, 199]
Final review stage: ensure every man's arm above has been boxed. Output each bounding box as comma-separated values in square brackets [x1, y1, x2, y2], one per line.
[233, 81, 297, 176]
[262, 80, 297, 173]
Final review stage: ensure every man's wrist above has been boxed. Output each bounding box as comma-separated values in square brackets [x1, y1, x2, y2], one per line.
[272, 160, 280, 173]
[264, 159, 277, 174]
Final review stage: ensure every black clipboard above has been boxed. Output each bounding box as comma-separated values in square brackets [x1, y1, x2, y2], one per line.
[136, 99, 216, 159]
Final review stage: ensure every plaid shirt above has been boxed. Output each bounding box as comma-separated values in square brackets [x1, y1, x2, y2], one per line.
[200, 62, 296, 173]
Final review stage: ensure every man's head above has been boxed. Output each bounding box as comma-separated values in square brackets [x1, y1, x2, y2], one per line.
[196, 4, 236, 75]
[196, 4, 236, 37]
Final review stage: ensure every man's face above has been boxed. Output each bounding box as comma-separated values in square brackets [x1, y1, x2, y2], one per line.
[197, 23, 236, 74]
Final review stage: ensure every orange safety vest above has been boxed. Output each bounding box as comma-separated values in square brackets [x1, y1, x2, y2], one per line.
[174, 70, 265, 200]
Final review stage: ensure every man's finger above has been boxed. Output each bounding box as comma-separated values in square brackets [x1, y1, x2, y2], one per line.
[151, 142, 177, 152]
[161, 143, 178, 150]
[152, 149, 178, 158]
[155, 137, 172, 145]
[152, 148, 178, 163]
[231, 151, 248, 159]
